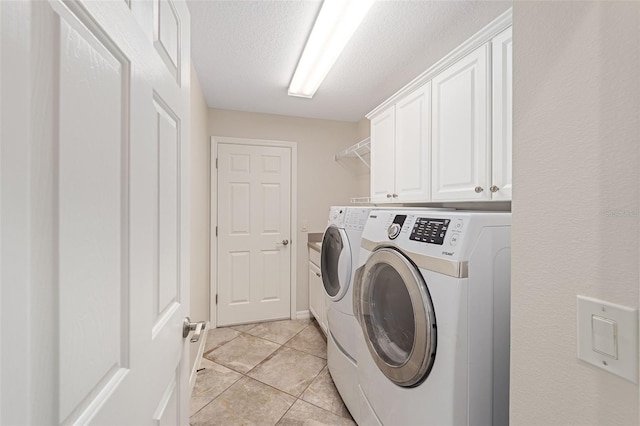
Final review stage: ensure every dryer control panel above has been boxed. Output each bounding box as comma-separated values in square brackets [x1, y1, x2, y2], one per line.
[345, 208, 370, 231]
[328, 207, 346, 224]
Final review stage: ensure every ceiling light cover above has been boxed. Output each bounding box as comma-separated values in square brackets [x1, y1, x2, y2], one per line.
[288, 0, 375, 98]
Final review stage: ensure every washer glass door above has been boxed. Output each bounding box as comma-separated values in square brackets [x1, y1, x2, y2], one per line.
[358, 247, 437, 387]
[321, 226, 352, 300]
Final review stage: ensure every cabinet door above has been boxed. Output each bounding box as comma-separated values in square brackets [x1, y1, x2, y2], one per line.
[491, 26, 512, 200]
[432, 44, 491, 201]
[370, 106, 396, 203]
[395, 83, 431, 202]
[308, 261, 321, 322]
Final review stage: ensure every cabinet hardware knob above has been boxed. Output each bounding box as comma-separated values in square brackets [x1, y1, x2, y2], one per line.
[315, 272, 321, 277]
[490, 185, 499, 193]
[386, 194, 392, 198]
[392, 194, 398, 198]
[474, 186, 484, 193]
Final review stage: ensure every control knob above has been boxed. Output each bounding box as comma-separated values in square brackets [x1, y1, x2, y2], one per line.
[387, 223, 401, 240]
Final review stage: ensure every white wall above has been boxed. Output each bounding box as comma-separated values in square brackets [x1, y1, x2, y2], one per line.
[355, 118, 371, 198]
[208, 109, 363, 314]
[189, 63, 210, 370]
[511, 2, 640, 424]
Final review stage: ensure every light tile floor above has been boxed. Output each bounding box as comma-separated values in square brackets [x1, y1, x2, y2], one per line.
[190, 318, 355, 426]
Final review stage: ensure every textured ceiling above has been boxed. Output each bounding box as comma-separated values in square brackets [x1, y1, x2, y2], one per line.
[187, 1, 512, 122]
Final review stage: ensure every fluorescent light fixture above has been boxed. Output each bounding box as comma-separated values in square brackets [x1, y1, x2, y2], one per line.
[288, 0, 375, 98]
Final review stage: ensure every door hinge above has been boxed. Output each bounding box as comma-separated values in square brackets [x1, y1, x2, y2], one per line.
[215, 226, 218, 237]
[215, 294, 218, 305]
[215, 158, 218, 169]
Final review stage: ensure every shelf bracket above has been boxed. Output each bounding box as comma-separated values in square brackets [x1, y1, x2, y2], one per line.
[334, 137, 371, 168]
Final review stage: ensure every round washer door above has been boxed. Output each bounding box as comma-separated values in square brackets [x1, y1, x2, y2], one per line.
[321, 226, 352, 301]
[358, 247, 437, 387]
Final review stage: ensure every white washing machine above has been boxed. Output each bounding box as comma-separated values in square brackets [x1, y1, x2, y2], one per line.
[353, 209, 511, 426]
[321, 206, 371, 417]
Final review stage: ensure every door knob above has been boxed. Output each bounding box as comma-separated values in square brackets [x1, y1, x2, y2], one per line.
[490, 185, 500, 193]
[183, 317, 206, 342]
[277, 239, 289, 246]
[386, 194, 392, 198]
[474, 186, 484, 193]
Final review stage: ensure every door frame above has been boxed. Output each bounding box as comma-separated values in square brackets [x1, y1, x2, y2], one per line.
[209, 136, 298, 329]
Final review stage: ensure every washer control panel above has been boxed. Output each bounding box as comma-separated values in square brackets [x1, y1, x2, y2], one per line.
[387, 215, 407, 240]
[409, 218, 450, 245]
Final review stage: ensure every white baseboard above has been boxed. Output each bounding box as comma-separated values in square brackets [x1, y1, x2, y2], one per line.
[189, 321, 210, 396]
[296, 310, 311, 320]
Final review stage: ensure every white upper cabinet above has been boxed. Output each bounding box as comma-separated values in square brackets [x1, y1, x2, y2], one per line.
[394, 83, 431, 202]
[370, 84, 431, 203]
[491, 26, 513, 200]
[367, 10, 512, 204]
[370, 106, 396, 203]
[431, 43, 491, 201]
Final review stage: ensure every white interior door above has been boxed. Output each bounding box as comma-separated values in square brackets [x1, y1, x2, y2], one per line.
[217, 142, 292, 326]
[1, 0, 191, 424]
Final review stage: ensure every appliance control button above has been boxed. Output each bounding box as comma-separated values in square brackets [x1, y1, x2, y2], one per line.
[450, 234, 459, 246]
[387, 223, 401, 240]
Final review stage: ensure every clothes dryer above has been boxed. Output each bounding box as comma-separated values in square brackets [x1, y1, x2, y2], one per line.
[321, 206, 371, 417]
[353, 209, 511, 426]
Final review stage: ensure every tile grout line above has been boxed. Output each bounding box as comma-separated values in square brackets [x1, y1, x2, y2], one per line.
[295, 366, 354, 421]
[189, 368, 243, 418]
[243, 320, 313, 346]
[244, 348, 326, 401]
[202, 332, 243, 358]
[193, 319, 344, 424]
[297, 396, 354, 422]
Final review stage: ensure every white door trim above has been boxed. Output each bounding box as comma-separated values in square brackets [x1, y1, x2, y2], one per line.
[209, 136, 298, 329]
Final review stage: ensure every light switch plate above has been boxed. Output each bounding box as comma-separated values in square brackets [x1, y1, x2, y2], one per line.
[577, 296, 638, 383]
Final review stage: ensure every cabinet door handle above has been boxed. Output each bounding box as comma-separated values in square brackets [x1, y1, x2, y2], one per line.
[474, 186, 484, 193]
[315, 272, 321, 277]
[490, 185, 499, 193]
[392, 194, 398, 198]
[386, 193, 392, 198]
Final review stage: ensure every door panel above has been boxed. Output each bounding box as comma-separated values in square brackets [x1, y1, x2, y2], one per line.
[432, 44, 490, 201]
[57, 7, 130, 422]
[394, 83, 431, 202]
[230, 251, 251, 303]
[0, 0, 191, 423]
[154, 0, 182, 81]
[155, 96, 181, 321]
[217, 143, 292, 326]
[370, 107, 396, 203]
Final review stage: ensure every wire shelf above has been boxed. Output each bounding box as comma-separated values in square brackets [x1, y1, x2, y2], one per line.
[334, 138, 370, 168]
